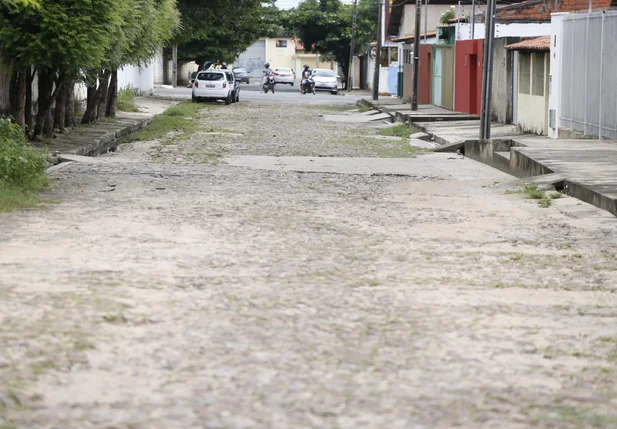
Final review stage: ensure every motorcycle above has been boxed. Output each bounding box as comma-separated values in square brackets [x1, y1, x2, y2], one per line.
[263, 74, 275, 93]
[301, 77, 315, 95]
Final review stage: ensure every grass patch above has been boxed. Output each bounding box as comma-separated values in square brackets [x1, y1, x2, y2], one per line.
[120, 102, 206, 144]
[358, 105, 373, 113]
[0, 184, 43, 212]
[117, 85, 139, 112]
[522, 184, 545, 199]
[556, 406, 617, 428]
[506, 184, 565, 208]
[378, 124, 416, 138]
[0, 118, 49, 211]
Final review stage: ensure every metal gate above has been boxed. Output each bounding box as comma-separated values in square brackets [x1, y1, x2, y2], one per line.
[560, 11, 617, 139]
[432, 45, 455, 110]
[234, 40, 266, 77]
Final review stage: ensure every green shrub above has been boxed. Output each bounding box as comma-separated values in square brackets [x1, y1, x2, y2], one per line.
[0, 117, 49, 192]
[117, 85, 139, 112]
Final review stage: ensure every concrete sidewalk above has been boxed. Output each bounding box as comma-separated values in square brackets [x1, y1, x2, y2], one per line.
[359, 97, 617, 217]
[40, 97, 176, 161]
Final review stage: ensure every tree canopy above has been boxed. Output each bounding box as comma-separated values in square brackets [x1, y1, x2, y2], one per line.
[0, 0, 179, 136]
[175, 0, 280, 65]
[282, 0, 378, 83]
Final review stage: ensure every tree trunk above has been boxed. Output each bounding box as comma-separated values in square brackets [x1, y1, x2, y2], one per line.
[43, 109, 54, 138]
[82, 71, 105, 125]
[53, 82, 67, 132]
[65, 82, 75, 128]
[25, 68, 35, 130]
[33, 70, 65, 139]
[106, 69, 118, 117]
[9, 68, 26, 127]
[96, 69, 111, 121]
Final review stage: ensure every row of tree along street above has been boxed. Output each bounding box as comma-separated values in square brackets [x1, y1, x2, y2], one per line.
[0, 0, 377, 140]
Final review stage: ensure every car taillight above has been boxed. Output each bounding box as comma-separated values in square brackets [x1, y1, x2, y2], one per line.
[194, 82, 198, 88]
[274, 73, 279, 76]
[223, 82, 227, 88]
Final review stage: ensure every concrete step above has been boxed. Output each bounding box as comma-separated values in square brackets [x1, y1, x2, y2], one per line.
[495, 151, 511, 161]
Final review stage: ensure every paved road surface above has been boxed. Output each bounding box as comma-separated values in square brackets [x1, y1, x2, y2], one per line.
[154, 83, 366, 106]
[1, 98, 617, 429]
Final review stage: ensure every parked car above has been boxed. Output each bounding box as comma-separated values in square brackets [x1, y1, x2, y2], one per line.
[232, 67, 250, 84]
[273, 67, 295, 86]
[192, 70, 239, 104]
[311, 69, 339, 95]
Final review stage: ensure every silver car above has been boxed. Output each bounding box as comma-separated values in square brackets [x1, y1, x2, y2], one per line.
[311, 69, 339, 95]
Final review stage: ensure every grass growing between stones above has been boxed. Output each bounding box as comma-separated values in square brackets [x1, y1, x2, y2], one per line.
[506, 184, 565, 208]
[117, 85, 139, 112]
[120, 102, 207, 144]
[378, 124, 417, 139]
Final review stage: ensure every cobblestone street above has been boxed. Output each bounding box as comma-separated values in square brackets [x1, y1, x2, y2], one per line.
[1, 100, 617, 428]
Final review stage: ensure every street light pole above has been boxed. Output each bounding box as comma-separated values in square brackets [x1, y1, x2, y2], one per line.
[412, 0, 421, 110]
[372, 0, 383, 100]
[348, 0, 358, 91]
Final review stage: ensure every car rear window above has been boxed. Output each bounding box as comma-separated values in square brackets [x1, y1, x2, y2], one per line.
[276, 68, 292, 73]
[313, 70, 335, 77]
[233, 68, 247, 73]
[197, 72, 224, 81]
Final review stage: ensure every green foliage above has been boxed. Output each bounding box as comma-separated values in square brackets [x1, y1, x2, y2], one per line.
[282, 0, 378, 81]
[0, 0, 39, 10]
[117, 85, 139, 112]
[440, 6, 456, 25]
[0, 117, 48, 191]
[379, 124, 416, 138]
[175, 0, 277, 64]
[0, 0, 119, 74]
[0, 117, 49, 211]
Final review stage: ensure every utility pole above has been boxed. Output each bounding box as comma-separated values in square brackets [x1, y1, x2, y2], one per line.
[479, 0, 497, 139]
[424, 0, 428, 43]
[372, 0, 383, 100]
[471, 0, 476, 39]
[172, 43, 178, 88]
[412, 0, 421, 110]
[348, 0, 358, 91]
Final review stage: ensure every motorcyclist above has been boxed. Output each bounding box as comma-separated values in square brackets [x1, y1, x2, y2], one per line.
[301, 64, 312, 93]
[221, 62, 228, 70]
[262, 62, 273, 91]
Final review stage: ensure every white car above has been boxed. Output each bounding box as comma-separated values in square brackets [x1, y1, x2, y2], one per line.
[273, 67, 295, 86]
[311, 69, 339, 95]
[192, 70, 239, 105]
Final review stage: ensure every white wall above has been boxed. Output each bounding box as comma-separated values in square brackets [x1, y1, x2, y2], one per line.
[399, 4, 487, 38]
[548, 13, 567, 138]
[118, 61, 155, 94]
[457, 22, 551, 40]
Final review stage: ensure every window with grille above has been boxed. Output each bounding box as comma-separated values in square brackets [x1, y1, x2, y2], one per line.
[519, 53, 531, 94]
[532, 53, 545, 97]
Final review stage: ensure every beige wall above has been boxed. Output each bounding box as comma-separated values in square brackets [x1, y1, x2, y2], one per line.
[517, 52, 549, 135]
[399, 4, 487, 37]
[294, 55, 336, 79]
[266, 37, 296, 71]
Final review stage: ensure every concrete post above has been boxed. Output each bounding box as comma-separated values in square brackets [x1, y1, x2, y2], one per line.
[172, 44, 178, 88]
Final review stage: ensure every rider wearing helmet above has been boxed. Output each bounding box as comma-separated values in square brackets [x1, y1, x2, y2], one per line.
[301, 64, 312, 92]
[220, 62, 228, 69]
[262, 62, 273, 90]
